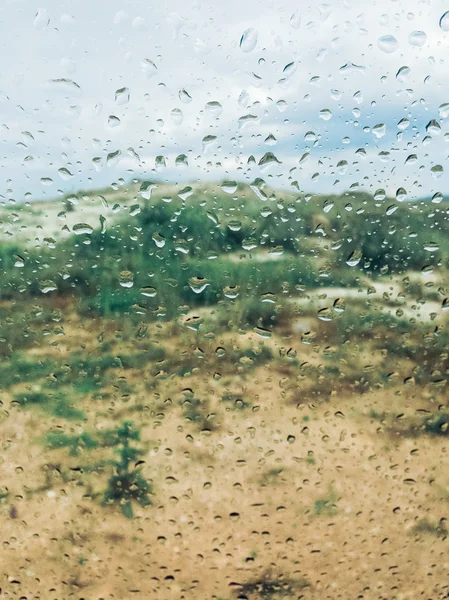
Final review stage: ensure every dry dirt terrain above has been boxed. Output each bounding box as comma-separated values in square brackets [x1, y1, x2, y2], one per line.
[1, 303, 449, 600]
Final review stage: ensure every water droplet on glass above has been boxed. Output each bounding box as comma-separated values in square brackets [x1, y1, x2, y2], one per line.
[223, 285, 240, 299]
[39, 280, 57, 294]
[176, 154, 188, 167]
[396, 65, 410, 82]
[108, 115, 121, 128]
[34, 8, 50, 30]
[13, 254, 25, 268]
[119, 271, 134, 288]
[378, 35, 398, 53]
[396, 188, 407, 202]
[408, 30, 427, 46]
[372, 123, 386, 139]
[202, 135, 217, 151]
[254, 326, 271, 339]
[423, 242, 439, 252]
[440, 11, 449, 31]
[188, 277, 210, 294]
[258, 152, 282, 169]
[426, 120, 441, 135]
[318, 307, 332, 321]
[140, 286, 157, 297]
[72, 223, 93, 235]
[179, 89, 192, 103]
[239, 28, 258, 52]
[115, 87, 130, 105]
[171, 108, 183, 125]
[140, 58, 157, 77]
[319, 109, 332, 121]
[323, 199, 334, 213]
[106, 149, 121, 166]
[152, 232, 166, 248]
[221, 181, 237, 194]
[205, 101, 223, 117]
[431, 164, 443, 179]
[346, 249, 362, 267]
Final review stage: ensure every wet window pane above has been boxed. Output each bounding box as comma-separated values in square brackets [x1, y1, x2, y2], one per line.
[2, 2, 449, 598]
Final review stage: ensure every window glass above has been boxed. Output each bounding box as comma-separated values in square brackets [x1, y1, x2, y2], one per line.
[2, 1, 449, 598]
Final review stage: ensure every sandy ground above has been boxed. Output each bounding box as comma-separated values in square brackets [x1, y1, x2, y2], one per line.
[1, 315, 449, 600]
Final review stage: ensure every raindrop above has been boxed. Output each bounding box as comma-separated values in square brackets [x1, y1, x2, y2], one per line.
[378, 35, 398, 53]
[346, 249, 362, 267]
[239, 28, 258, 52]
[179, 89, 192, 103]
[202, 135, 217, 151]
[254, 326, 271, 339]
[439, 11, 449, 31]
[176, 154, 188, 167]
[426, 120, 441, 135]
[140, 287, 157, 297]
[221, 181, 237, 194]
[258, 152, 282, 168]
[319, 109, 332, 120]
[205, 101, 223, 117]
[141, 58, 157, 77]
[108, 115, 121, 128]
[431, 164, 443, 178]
[405, 154, 417, 165]
[223, 285, 240, 299]
[152, 232, 166, 248]
[13, 254, 25, 268]
[58, 167, 73, 180]
[115, 87, 130, 105]
[34, 8, 50, 30]
[396, 188, 407, 202]
[119, 271, 134, 288]
[438, 103, 449, 118]
[408, 30, 427, 46]
[372, 123, 386, 138]
[396, 66, 410, 82]
[423, 242, 439, 252]
[39, 280, 57, 294]
[171, 108, 183, 125]
[188, 277, 210, 294]
[323, 199, 334, 213]
[72, 223, 93, 235]
[105, 151, 122, 170]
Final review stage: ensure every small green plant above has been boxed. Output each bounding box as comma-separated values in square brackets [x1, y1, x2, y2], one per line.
[314, 488, 338, 516]
[102, 421, 152, 518]
[44, 431, 99, 456]
[424, 413, 449, 436]
[410, 518, 448, 538]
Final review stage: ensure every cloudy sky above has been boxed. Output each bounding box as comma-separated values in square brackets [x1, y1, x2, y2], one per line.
[1, 0, 449, 202]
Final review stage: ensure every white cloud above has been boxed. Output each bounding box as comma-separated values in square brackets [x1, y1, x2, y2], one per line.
[1, 0, 449, 201]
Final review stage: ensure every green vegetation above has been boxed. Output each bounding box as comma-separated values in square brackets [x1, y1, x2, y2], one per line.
[410, 518, 448, 538]
[314, 488, 338, 516]
[102, 421, 152, 518]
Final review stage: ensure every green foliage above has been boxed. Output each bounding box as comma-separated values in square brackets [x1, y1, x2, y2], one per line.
[102, 421, 152, 518]
[44, 431, 99, 455]
[410, 518, 448, 538]
[14, 389, 84, 420]
[424, 413, 449, 436]
[314, 488, 338, 516]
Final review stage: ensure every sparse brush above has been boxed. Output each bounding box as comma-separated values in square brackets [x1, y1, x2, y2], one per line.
[102, 421, 152, 518]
